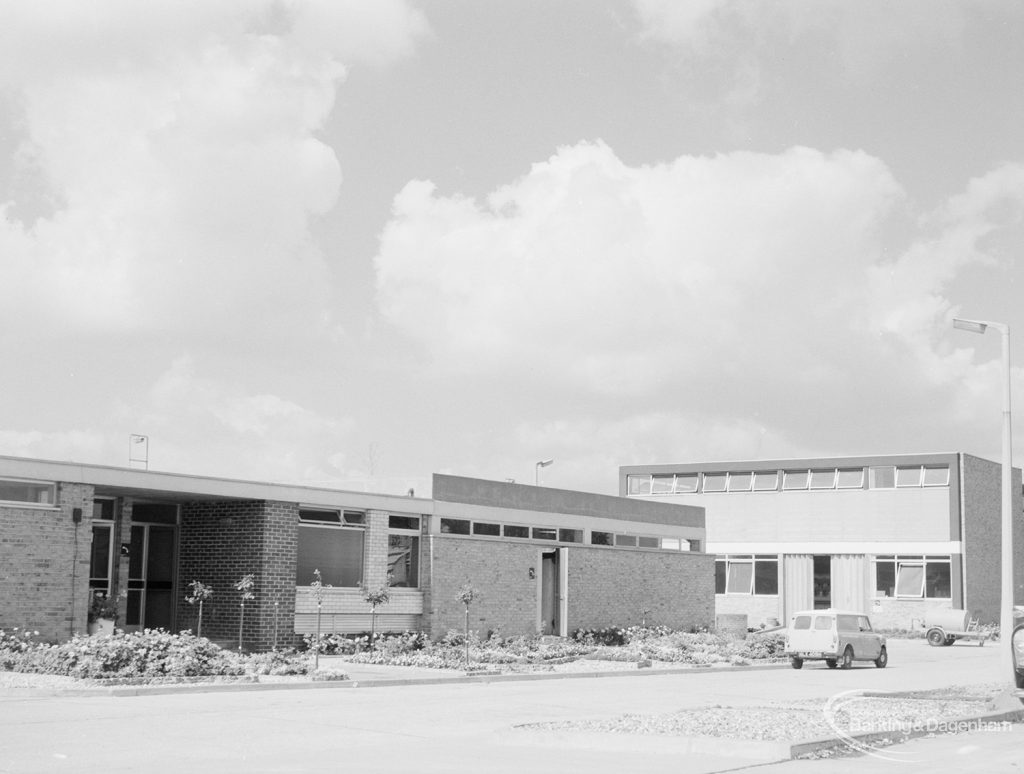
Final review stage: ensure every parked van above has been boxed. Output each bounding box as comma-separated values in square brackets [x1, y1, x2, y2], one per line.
[784, 609, 887, 670]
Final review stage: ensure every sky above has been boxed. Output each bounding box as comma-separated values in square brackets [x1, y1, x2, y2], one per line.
[1, 0, 1023, 497]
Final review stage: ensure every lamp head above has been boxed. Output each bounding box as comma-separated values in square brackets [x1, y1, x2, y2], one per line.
[536, 459, 554, 468]
[953, 318, 988, 335]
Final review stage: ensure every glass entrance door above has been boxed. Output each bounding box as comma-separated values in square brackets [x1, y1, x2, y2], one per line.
[125, 508, 178, 631]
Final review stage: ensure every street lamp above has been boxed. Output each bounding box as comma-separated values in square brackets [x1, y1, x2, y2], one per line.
[535, 459, 554, 486]
[953, 316, 1015, 686]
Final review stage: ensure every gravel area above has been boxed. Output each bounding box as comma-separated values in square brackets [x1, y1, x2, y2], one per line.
[524, 689, 1003, 742]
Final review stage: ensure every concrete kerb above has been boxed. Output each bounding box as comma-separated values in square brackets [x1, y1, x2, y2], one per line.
[45, 659, 792, 697]
[787, 705, 1024, 759]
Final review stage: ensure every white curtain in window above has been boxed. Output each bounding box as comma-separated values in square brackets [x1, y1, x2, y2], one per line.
[831, 554, 868, 613]
[783, 554, 814, 620]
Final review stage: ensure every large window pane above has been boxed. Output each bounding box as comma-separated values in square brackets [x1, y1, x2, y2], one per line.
[753, 471, 778, 491]
[0, 479, 55, 505]
[674, 474, 699, 493]
[590, 531, 613, 546]
[473, 522, 500, 536]
[728, 472, 752, 492]
[869, 466, 895, 488]
[783, 470, 809, 490]
[702, 473, 727, 492]
[726, 562, 753, 594]
[440, 518, 470, 535]
[89, 524, 112, 592]
[923, 466, 950, 486]
[715, 561, 726, 594]
[503, 525, 529, 538]
[925, 560, 951, 598]
[297, 527, 363, 587]
[754, 559, 779, 595]
[896, 466, 923, 487]
[651, 475, 674, 494]
[627, 475, 651, 495]
[896, 563, 924, 597]
[836, 468, 864, 488]
[388, 535, 419, 588]
[809, 469, 836, 489]
[875, 560, 895, 597]
[559, 529, 583, 543]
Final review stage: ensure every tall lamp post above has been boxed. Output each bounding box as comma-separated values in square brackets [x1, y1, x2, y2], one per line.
[953, 317, 1015, 685]
[535, 459, 554, 486]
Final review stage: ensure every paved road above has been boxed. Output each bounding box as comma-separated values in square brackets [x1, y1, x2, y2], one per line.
[0, 639, 1015, 773]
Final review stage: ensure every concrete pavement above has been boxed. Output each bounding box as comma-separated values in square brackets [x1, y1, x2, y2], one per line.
[0, 638, 1019, 773]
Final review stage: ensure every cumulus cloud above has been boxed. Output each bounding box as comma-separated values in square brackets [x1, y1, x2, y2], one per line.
[0, 0, 427, 343]
[375, 141, 1024, 471]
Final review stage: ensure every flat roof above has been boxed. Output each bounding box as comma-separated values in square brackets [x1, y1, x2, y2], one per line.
[434, 473, 704, 528]
[0, 454, 433, 512]
[620, 452, 968, 477]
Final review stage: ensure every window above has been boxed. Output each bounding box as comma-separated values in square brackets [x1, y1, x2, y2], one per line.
[532, 527, 557, 541]
[92, 499, 115, 520]
[615, 534, 637, 547]
[702, 473, 727, 492]
[651, 474, 675, 494]
[440, 518, 471, 535]
[473, 522, 501, 537]
[873, 555, 951, 599]
[753, 471, 778, 491]
[299, 509, 340, 524]
[0, 478, 55, 506]
[388, 515, 419, 531]
[809, 469, 836, 489]
[753, 556, 779, 595]
[792, 615, 811, 630]
[923, 466, 950, 486]
[637, 536, 659, 548]
[814, 616, 833, 630]
[836, 468, 864, 488]
[674, 474, 699, 493]
[716, 555, 778, 595]
[896, 466, 923, 487]
[558, 528, 583, 543]
[504, 525, 529, 539]
[296, 519, 364, 587]
[388, 534, 419, 587]
[89, 522, 114, 598]
[590, 531, 613, 546]
[783, 470, 809, 490]
[869, 466, 895, 488]
[661, 538, 682, 551]
[627, 475, 651, 495]
[727, 472, 752, 492]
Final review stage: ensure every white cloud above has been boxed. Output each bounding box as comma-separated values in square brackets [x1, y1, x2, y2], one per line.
[0, 1, 427, 343]
[129, 355, 355, 483]
[375, 141, 1024, 469]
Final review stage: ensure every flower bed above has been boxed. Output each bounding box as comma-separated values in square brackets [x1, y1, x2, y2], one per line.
[1, 625, 785, 684]
[0, 628, 311, 681]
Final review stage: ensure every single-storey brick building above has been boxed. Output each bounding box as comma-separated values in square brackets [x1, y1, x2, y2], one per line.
[0, 456, 711, 649]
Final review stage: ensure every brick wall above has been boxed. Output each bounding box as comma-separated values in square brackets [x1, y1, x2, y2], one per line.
[424, 535, 715, 637]
[567, 547, 715, 632]
[0, 482, 93, 642]
[177, 500, 298, 650]
[961, 454, 1024, 624]
[425, 536, 539, 638]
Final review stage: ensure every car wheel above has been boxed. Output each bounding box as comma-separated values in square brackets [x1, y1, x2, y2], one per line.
[874, 646, 887, 668]
[840, 646, 854, 669]
[944, 637, 956, 646]
[926, 628, 945, 647]
[825, 659, 838, 669]
[790, 657, 803, 670]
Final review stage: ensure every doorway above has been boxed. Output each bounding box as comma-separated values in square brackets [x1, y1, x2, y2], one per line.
[124, 504, 178, 631]
[813, 555, 832, 609]
[539, 548, 567, 636]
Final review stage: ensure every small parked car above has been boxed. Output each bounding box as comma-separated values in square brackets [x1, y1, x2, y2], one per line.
[784, 609, 887, 670]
